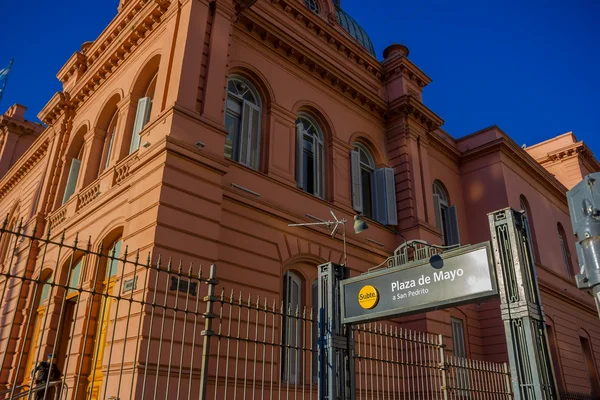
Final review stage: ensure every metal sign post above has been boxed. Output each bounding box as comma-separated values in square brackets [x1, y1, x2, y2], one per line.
[488, 208, 558, 400]
[318, 262, 355, 400]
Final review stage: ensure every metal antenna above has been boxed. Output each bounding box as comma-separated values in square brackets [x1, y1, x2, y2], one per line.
[288, 210, 348, 266]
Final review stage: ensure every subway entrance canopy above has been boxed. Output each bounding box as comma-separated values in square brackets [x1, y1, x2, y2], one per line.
[340, 242, 499, 324]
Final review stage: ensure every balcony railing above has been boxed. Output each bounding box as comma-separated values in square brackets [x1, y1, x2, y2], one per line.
[46, 154, 137, 230]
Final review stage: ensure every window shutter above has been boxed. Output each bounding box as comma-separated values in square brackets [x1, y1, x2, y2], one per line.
[62, 158, 81, 205]
[248, 103, 261, 170]
[315, 140, 324, 198]
[384, 168, 397, 226]
[129, 97, 152, 154]
[239, 102, 252, 166]
[373, 168, 397, 226]
[295, 123, 304, 189]
[350, 150, 363, 213]
[433, 194, 442, 230]
[447, 205, 460, 246]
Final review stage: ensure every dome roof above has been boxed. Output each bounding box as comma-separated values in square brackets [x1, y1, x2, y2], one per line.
[335, 8, 376, 57]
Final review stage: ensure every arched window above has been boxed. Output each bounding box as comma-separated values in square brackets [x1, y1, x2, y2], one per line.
[62, 144, 84, 205]
[304, 0, 320, 14]
[224, 76, 262, 169]
[101, 111, 118, 172]
[558, 223, 575, 280]
[433, 180, 459, 246]
[129, 72, 158, 154]
[296, 114, 325, 198]
[282, 271, 302, 384]
[519, 195, 540, 262]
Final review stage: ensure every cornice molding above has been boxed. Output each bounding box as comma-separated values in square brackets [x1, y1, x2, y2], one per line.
[234, 14, 388, 118]
[461, 137, 570, 206]
[427, 130, 461, 162]
[382, 53, 432, 89]
[0, 138, 51, 201]
[0, 117, 44, 137]
[53, 0, 170, 115]
[388, 95, 444, 131]
[261, 0, 383, 79]
[534, 141, 600, 173]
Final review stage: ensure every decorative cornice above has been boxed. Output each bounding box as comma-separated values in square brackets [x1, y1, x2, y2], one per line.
[382, 53, 432, 89]
[0, 117, 44, 137]
[534, 141, 600, 173]
[256, 0, 383, 80]
[461, 136, 570, 206]
[50, 0, 170, 115]
[388, 95, 444, 131]
[0, 139, 50, 201]
[235, 12, 388, 118]
[38, 92, 70, 126]
[427, 130, 461, 162]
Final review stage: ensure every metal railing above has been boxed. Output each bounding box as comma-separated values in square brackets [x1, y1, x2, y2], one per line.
[560, 392, 598, 400]
[0, 219, 512, 399]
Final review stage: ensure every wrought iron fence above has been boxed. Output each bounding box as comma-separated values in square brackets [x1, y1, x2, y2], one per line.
[0, 220, 512, 399]
[560, 392, 598, 400]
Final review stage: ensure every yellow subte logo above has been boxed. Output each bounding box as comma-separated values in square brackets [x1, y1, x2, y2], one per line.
[358, 285, 379, 309]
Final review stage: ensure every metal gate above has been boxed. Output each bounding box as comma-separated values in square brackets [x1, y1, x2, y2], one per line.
[0, 220, 511, 399]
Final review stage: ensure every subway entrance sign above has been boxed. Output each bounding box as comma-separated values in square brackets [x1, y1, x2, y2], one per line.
[340, 242, 498, 324]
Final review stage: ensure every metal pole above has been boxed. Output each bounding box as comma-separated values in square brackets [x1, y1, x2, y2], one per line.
[199, 264, 218, 400]
[488, 208, 559, 400]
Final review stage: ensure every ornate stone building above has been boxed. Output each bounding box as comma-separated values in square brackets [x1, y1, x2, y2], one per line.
[0, 0, 598, 398]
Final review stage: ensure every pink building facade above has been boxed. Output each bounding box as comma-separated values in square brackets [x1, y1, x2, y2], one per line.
[0, 0, 599, 398]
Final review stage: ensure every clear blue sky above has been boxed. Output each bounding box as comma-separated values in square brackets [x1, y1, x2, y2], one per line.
[1, 0, 599, 153]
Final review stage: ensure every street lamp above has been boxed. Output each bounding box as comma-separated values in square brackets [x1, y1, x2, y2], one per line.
[288, 210, 368, 266]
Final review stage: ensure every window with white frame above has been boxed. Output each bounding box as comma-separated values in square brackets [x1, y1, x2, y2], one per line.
[350, 143, 397, 225]
[557, 223, 575, 280]
[102, 111, 118, 172]
[224, 76, 262, 169]
[433, 181, 459, 246]
[129, 73, 157, 154]
[304, 0, 320, 14]
[62, 145, 85, 205]
[296, 114, 325, 198]
[282, 271, 302, 384]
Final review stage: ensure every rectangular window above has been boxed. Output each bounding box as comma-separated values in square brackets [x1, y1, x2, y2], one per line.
[282, 272, 302, 384]
[580, 336, 600, 396]
[129, 97, 152, 154]
[62, 158, 82, 205]
[67, 259, 83, 295]
[451, 318, 466, 358]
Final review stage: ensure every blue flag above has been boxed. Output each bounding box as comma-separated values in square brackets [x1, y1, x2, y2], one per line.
[0, 59, 14, 105]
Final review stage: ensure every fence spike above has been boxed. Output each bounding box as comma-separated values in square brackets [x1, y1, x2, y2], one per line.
[264, 296, 268, 311]
[187, 262, 193, 278]
[230, 289, 235, 302]
[220, 287, 225, 301]
[256, 295, 260, 308]
[247, 293, 252, 306]
[156, 254, 162, 271]
[166, 257, 173, 272]
[198, 264, 203, 279]
[238, 291, 243, 305]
